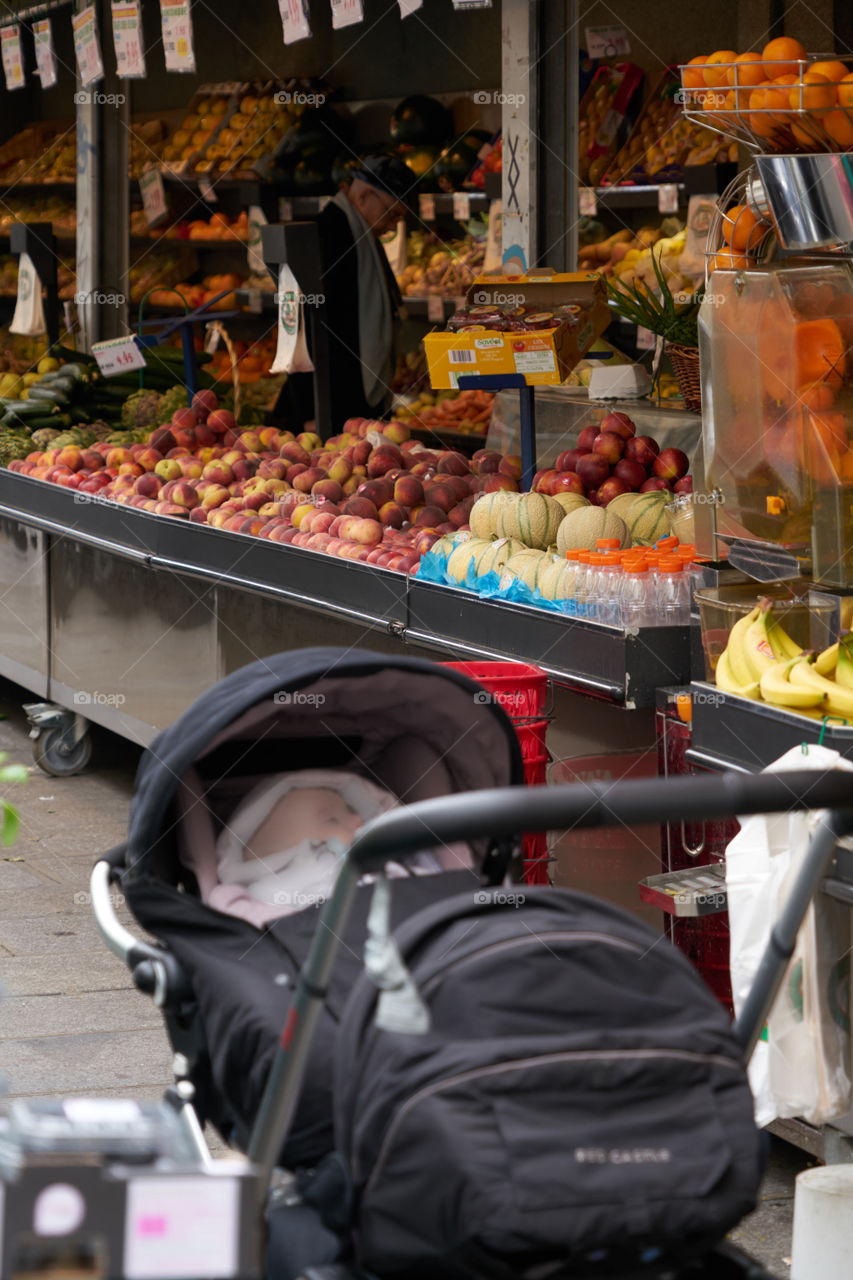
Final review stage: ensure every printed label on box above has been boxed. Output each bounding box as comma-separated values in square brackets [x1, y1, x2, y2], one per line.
[513, 349, 557, 375]
[448, 349, 477, 365]
[475, 336, 502, 348]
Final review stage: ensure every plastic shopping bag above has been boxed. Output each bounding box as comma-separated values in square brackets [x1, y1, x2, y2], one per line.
[270, 264, 314, 375]
[10, 254, 46, 336]
[727, 743, 853, 1126]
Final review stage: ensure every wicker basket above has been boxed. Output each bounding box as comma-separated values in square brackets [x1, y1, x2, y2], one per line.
[666, 342, 702, 414]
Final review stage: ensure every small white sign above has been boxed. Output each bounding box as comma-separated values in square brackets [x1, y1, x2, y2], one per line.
[585, 25, 631, 58]
[513, 349, 557, 375]
[199, 175, 218, 204]
[205, 324, 223, 354]
[382, 218, 407, 274]
[398, 0, 423, 14]
[330, 0, 364, 27]
[278, 198, 293, 221]
[139, 167, 168, 226]
[484, 197, 502, 271]
[658, 183, 680, 213]
[34, 1184, 86, 1238]
[64, 1099, 142, 1125]
[72, 6, 104, 86]
[124, 1176, 240, 1280]
[279, 0, 311, 44]
[0, 26, 24, 91]
[427, 295, 444, 322]
[452, 192, 471, 221]
[33, 20, 58, 89]
[111, 2, 146, 78]
[453, 0, 492, 7]
[578, 187, 598, 216]
[419, 193, 436, 221]
[92, 335, 147, 377]
[160, 1, 195, 73]
[636, 325, 656, 351]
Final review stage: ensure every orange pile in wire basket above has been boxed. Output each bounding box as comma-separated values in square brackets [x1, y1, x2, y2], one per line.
[680, 38, 853, 152]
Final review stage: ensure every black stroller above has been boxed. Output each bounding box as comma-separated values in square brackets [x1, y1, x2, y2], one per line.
[91, 647, 853, 1280]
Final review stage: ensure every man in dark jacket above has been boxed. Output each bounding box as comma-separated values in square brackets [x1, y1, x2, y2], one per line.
[288, 155, 413, 433]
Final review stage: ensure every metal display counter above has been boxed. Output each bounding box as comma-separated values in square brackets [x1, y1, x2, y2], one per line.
[0, 471, 692, 749]
[688, 685, 853, 773]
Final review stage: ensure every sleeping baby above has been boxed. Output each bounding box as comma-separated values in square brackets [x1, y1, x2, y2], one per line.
[209, 768, 438, 923]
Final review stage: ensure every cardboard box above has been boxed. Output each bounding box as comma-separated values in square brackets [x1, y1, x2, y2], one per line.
[423, 272, 610, 389]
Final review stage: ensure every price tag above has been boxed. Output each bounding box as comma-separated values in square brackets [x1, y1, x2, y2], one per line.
[199, 175, 218, 204]
[453, 192, 471, 221]
[247, 205, 268, 274]
[139, 167, 168, 227]
[72, 6, 104, 86]
[453, 0, 492, 7]
[427, 295, 445, 323]
[0, 26, 24, 91]
[584, 25, 631, 58]
[247, 289, 264, 314]
[636, 325, 656, 351]
[484, 197, 502, 271]
[160, 1, 195, 73]
[278, 0, 311, 44]
[419, 193, 436, 221]
[278, 198, 293, 221]
[111, 2, 146, 78]
[382, 219, 407, 274]
[658, 183, 680, 213]
[33, 20, 57, 89]
[92, 336, 147, 377]
[578, 187, 598, 216]
[330, 0, 364, 27]
[205, 324, 223, 354]
[398, 0, 422, 15]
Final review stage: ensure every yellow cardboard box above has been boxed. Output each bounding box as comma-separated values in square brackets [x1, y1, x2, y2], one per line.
[422, 272, 610, 389]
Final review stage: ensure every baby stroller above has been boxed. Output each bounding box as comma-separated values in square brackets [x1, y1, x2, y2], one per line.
[91, 647, 853, 1280]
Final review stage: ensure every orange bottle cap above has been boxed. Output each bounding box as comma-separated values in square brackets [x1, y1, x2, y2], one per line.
[597, 538, 621, 549]
[656, 536, 678, 550]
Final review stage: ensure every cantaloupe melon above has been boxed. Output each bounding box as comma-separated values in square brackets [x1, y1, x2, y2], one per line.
[538, 557, 574, 601]
[496, 492, 565, 549]
[475, 537, 526, 577]
[469, 489, 517, 539]
[606, 492, 641, 524]
[503, 549, 550, 593]
[556, 506, 629, 554]
[446, 538, 493, 583]
[551, 492, 590, 516]
[624, 491, 671, 545]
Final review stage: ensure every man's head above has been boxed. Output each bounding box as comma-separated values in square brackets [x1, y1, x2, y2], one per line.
[345, 155, 414, 235]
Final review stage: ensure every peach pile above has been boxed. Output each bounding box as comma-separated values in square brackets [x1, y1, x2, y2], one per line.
[9, 399, 521, 576]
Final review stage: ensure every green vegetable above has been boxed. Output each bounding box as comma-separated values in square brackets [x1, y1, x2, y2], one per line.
[606, 249, 702, 348]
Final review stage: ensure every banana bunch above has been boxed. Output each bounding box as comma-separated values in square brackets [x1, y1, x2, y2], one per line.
[715, 598, 853, 720]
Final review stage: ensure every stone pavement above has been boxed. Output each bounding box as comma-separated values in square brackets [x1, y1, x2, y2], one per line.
[0, 676, 807, 1272]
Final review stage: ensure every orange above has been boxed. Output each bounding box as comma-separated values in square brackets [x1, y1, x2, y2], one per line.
[721, 204, 767, 252]
[761, 36, 807, 79]
[809, 60, 850, 83]
[682, 55, 708, 90]
[727, 51, 764, 87]
[837, 74, 853, 110]
[824, 108, 853, 146]
[798, 381, 836, 411]
[708, 248, 752, 271]
[703, 50, 738, 87]
[764, 73, 797, 126]
[790, 71, 835, 115]
[795, 318, 846, 389]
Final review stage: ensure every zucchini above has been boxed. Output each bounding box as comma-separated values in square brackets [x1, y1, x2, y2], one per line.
[51, 345, 96, 365]
[28, 387, 70, 406]
[0, 399, 57, 416]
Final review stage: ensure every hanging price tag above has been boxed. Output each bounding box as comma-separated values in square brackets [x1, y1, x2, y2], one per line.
[92, 336, 147, 377]
[247, 205, 268, 274]
[398, 0, 422, 15]
[160, 1, 195, 73]
[483, 197, 502, 271]
[198, 175, 218, 204]
[452, 192, 471, 221]
[0, 26, 24, 91]
[419, 193, 436, 221]
[427, 296, 445, 323]
[578, 187, 597, 216]
[636, 325, 656, 351]
[278, 0, 311, 44]
[278, 198, 293, 221]
[382, 219, 407, 274]
[658, 183, 680, 213]
[139, 167, 168, 227]
[453, 0, 492, 8]
[205, 324, 223, 355]
[584, 25, 631, 58]
[330, 0, 363, 28]
[32, 20, 57, 89]
[111, 2, 146, 78]
[73, 6, 104, 86]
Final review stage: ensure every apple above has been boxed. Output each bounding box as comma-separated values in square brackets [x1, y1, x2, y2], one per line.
[577, 425, 598, 452]
[575, 453, 610, 490]
[597, 477, 632, 506]
[653, 448, 690, 482]
[532, 468, 553, 492]
[555, 449, 582, 472]
[550, 471, 585, 495]
[674, 475, 693, 494]
[592, 432, 626, 464]
[640, 476, 673, 492]
[624, 435, 660, 466]
[599, 411, 635, 440]
[613, 459, 647, 489]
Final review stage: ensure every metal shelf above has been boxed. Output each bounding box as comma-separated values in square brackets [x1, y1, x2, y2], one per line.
[688, 682, 853, 773]
[593, 183, 686, 210]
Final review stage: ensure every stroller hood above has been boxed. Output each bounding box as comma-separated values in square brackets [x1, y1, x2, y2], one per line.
[123, 647, 525, 884]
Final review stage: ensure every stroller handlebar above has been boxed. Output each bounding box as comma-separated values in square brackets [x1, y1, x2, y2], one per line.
[346, 769, 853, 873]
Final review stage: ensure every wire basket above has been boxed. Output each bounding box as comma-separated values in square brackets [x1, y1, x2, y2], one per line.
[678, 54, 853, 154]
[666, 342, 702, 413]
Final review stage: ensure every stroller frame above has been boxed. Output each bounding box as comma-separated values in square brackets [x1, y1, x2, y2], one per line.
[92, 765, 853, 1276]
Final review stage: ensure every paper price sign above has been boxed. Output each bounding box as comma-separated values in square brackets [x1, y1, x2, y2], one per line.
[199, 175, 218, 204]
[453, 0, 492, 8]
[635, 325, 656, 351]
[658, 183, 680, 213]
[0, 26, 24, 91]
[578, 187, 597, 216]
[160, 1, 195, 73]
[111, 2, 146, 78]
[427, 296, 445, 322]
[247, 205, 268, 275]
[452, 192, 470, 221]
[33, 20, 57, 89]
[419, 194, 436, 221]
[279, 0, 311, 44]
[73, 6, 104, 86]
[584, 25, 631, 58]
[92, 336, 147, 378]
[330, 0, 364, 28]
[139, 168, 168, 227]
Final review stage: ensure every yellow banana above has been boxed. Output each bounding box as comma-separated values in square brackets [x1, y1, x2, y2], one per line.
[789, 657, 853, 717]
[715, 647, 760, 699]
[814, 642, 839, 676]
[759, 658, 825, 709]
[725, 606, 760, 687]
[742, 604, 779, 682]
[835, 637, 853, 691]
[767, 619, 802, 661]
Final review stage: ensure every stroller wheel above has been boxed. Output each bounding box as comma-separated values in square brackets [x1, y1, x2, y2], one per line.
[33, 726, 93, 777]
